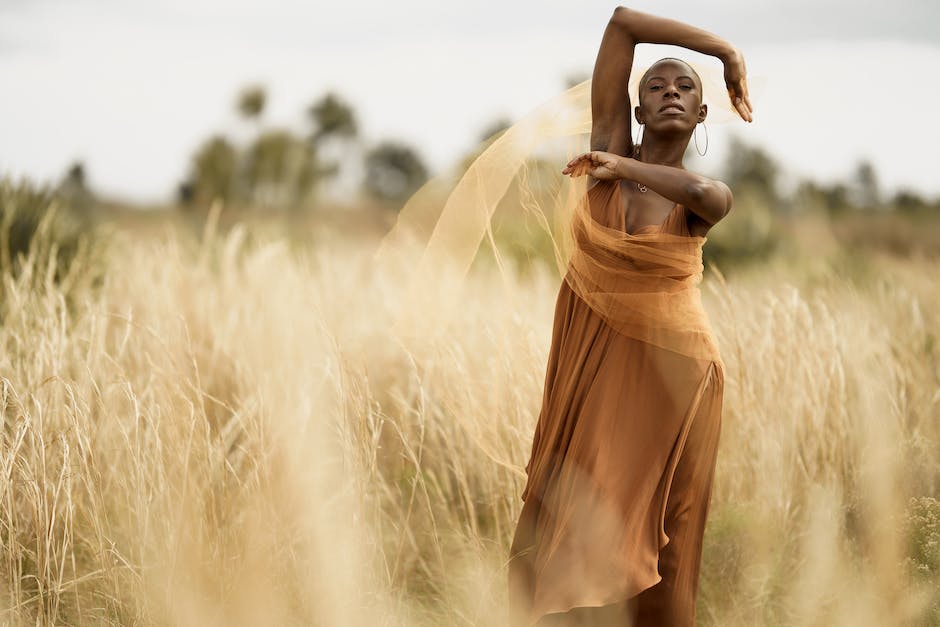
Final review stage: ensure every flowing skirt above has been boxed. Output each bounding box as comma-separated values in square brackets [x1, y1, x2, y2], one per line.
[509, 278, 724, 627]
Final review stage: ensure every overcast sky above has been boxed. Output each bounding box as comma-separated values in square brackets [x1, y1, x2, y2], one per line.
[1, 0, 938, 204]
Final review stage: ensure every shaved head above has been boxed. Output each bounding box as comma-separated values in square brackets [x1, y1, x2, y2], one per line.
[638, 57, 703, 105]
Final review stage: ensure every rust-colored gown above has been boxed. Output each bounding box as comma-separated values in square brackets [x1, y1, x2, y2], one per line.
[508, 178, 725, 627]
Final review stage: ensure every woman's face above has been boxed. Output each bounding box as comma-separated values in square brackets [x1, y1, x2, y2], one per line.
[636, 60, 706, 132]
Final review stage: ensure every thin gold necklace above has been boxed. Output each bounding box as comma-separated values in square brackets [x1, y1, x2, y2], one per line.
[634, 144, 647, 193]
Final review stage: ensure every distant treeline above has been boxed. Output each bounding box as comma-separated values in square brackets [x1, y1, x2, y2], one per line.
[36, 78, 939, 218]
[173, 86, 434, 212]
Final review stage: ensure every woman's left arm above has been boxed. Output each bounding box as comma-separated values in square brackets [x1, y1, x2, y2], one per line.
[562, 150, 732, 225]
[619, 157, 732, 225]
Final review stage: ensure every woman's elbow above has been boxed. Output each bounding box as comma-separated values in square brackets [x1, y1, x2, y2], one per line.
[610, 6, 632, 30]
[688, 181, 732, 222]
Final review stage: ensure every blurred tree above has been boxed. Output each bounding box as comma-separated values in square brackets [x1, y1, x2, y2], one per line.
[177, 180, 195, 205]
[180, 135, 238, 209]
[708, 136, 781, 266]
[363, 141, 428, 206]
[794, 179, 850, 216]
[55, 160, 95, 217]
[306, 92, 360, 202]
[244, 129, 318, 211]
[237, 85, 267, 123]
[307, 92, 358, 143]
[822, 183, 849, 214]
[63, 161, 85, 187]
[848, 160, 880, 210]
[892, 188, 928, 214]
[723, 135, 779, 203]
[234, 85, 268, 205]
[179, 86, 362, 212]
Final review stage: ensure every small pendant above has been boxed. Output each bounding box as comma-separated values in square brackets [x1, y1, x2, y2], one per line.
[637, 183, 648, 193]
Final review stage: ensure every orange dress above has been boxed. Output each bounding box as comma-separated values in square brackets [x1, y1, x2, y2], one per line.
[508, 178, 725, 627]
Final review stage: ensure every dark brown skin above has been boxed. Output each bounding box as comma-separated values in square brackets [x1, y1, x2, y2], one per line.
[560, 6, 753, 238]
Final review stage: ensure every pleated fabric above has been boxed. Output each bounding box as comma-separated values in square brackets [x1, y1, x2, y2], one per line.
[509, 178, 725, 627]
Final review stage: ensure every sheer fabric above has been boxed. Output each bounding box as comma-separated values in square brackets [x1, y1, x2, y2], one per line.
[563, 178, 721, 362]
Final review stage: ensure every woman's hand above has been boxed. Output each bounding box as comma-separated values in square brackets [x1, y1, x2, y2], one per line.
[722, 47, 753, 122]
[562, 151, 623, 180]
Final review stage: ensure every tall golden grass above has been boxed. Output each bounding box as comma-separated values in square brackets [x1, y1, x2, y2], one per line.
[1, 203, 938, 626]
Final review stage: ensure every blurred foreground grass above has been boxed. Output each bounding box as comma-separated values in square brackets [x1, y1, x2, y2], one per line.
[1, 179, 939, 625]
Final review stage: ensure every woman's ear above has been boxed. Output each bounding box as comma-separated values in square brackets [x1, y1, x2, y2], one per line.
[698, 103, 708, 124]
[634, 105, 644, 125]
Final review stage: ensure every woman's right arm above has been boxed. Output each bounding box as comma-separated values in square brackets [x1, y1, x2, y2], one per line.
[591, 7, 750, 164]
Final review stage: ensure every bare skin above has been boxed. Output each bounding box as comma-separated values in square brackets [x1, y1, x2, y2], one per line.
[560, 6, 753, 239]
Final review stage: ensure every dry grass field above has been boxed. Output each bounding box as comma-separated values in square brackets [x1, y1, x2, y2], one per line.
[1, 199, 938, 625]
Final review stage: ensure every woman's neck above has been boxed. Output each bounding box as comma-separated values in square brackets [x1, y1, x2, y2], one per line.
[636, 131, 691, 168]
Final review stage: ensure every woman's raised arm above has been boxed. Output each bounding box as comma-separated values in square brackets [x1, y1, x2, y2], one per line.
[591, 7, 750, 167]
[610, 7, 751, 121]
[589, 12, 637, 159]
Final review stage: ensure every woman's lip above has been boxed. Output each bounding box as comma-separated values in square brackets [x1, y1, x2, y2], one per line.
[660, 107, 684, 114]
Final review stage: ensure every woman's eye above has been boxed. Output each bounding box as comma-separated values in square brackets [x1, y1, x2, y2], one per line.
[650, 85, 661, 90]
[681, 84, 692, 90]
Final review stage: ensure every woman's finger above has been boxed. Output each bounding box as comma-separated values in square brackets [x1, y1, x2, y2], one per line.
[571, 152, 590, 166]
[729, 81, 752, 121]
[740, 83, 753, 118]
[738, 77, 751, 113]
[565, 156, 589, 174]
[731, 94, 744, 120]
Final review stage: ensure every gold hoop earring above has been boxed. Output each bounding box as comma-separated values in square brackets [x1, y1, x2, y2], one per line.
[694, 121, 708, 157]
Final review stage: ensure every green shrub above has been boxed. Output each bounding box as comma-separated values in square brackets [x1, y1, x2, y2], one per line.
[0, 175, 111, 318]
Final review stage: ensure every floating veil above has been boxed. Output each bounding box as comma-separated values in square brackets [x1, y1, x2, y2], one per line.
[373, 60, 757, 362]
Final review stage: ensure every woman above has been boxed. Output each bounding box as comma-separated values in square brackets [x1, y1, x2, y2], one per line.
[508, 6, 752, 627]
